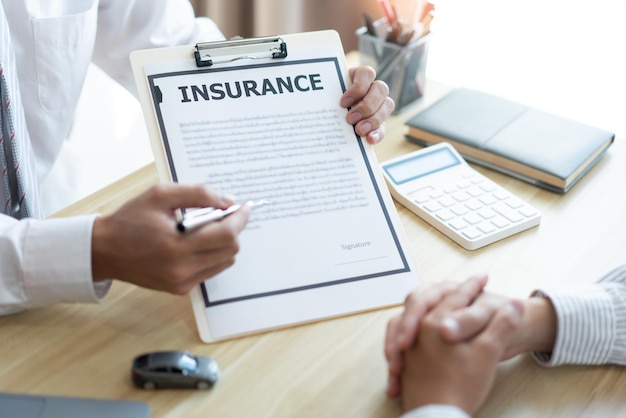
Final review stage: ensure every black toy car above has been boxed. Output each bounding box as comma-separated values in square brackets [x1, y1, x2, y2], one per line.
[131, 351, 220, 390]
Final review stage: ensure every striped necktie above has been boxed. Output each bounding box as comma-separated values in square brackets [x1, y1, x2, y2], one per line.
[0, 4, 42, 219]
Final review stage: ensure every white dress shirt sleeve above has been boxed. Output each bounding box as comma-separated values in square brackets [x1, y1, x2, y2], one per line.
[531, 264, 626, 366]
[0, 213, 110, 316]
[401, 405, 471, 418]
[92, 0, 225, 96]
[0, 1, 217, 315]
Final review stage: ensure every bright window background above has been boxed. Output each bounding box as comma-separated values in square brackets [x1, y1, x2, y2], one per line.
[424, 0, 626, 136]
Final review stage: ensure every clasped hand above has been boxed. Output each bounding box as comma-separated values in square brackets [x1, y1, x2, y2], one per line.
[385, 275, 526, 415]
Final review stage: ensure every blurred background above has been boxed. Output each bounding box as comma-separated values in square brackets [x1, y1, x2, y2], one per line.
[46, 0, 626, 215]
[191, 0, 626, 137]
[191, 0, 384, 51]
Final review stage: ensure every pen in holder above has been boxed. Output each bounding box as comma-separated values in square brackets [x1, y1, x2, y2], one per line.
[356, 20, 430, 113]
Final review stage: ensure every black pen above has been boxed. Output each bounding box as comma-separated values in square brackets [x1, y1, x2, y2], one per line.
[362, 12, 377, 36]
[177, 199, 270, 233]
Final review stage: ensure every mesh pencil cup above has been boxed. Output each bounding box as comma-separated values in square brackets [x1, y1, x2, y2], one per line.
[356, 25, 430, 113]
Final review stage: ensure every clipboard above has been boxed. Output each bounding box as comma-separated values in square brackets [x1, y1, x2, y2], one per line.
[130, 30, 419, 343]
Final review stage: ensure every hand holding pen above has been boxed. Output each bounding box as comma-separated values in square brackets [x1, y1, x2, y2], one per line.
[177, 199, 270, 232]
[91, 184, 253, 295]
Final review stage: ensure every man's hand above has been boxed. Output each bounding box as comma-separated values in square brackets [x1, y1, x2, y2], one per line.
[91, 184, 251, 294]
[341, 66, 395, 144]
[401, 291, 524, 415]
[441, 292, 558, 360]
[385, 275, 488, 399]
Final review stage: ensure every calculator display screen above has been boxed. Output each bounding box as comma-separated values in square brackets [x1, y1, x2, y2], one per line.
[384, 146, 461, 184]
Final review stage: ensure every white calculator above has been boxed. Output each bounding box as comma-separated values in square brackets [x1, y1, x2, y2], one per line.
[380, 142, 540, 250]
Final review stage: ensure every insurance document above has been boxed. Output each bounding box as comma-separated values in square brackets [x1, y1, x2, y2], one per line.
[133, 31, 418, 342]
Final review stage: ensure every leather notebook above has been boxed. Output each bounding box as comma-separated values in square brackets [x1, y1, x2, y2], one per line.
[405, 87, 615, 193]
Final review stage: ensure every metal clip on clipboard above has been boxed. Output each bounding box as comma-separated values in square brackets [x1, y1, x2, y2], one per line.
[194, 36, 288, 67]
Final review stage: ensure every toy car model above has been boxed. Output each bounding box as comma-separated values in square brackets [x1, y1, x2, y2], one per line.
[131, 351, 220, 390]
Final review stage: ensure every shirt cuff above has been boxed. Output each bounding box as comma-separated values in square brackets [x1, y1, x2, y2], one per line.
[401, 405, 470, 418]
[530, 285, 615, 366]
[23, 214, 112, 307]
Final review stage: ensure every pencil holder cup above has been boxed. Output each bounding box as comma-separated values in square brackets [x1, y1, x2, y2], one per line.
[356, 25, 430, 113]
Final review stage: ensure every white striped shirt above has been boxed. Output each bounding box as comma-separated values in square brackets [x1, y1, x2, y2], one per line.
[532, 264, 626, 366]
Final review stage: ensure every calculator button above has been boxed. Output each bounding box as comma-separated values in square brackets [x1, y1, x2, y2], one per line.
[451, 205, 469, 216]
[457, 180, 471, 189]
[449, 219, 468, 230]
[493, 190, 511, 201]
[438, 196, 456, 207]
[452, 191, 470, 202]
[423, 201, 442, 213]
[466, 186, 484, 197]
[477, 222, 496, 234]
[506, 198, 524, 209]
[480, 182, 497, 193]
[491, 216, 510, 228]
[478, 208, 496, 220]
[465, 199, 483, 211]
[436, 209, 455, 222]
[461, 227, 482, 240]
[413, 197, 430, 205]
[463, 213, 482, 225]
[493, 203, 524, 223]
[519, 207, 538, 217]
[479, 194, 497, 206]
[430, 190, 444, 199]
[462, 172, 478, 180]
[409, 186, 435, 202]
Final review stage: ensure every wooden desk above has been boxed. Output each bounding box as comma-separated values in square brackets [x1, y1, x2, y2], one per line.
[2, 82, 626, 418]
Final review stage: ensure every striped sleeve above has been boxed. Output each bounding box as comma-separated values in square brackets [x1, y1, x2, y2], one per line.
[401, 405, 470, 418]
[531, 264, 626, 366]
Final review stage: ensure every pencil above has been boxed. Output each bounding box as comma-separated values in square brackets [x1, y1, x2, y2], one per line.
[378, 0, 396, 26]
